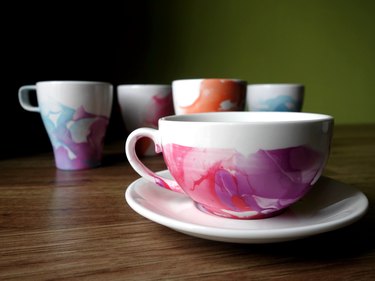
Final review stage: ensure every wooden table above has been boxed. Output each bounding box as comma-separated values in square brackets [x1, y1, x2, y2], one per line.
[1, 124, 374, 280]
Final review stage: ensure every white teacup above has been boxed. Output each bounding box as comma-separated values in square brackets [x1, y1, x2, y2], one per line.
[247, 84, 304, 112]
[126, 112, 334, 219]
[18, 81, 113, 170]
[117, 84, 174, 156]
[172, 78, 247, 115]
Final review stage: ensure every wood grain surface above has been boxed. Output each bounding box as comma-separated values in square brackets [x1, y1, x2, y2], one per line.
[0, 124, 374, 280]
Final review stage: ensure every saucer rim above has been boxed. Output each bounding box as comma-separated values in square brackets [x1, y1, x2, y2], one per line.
[125, 170, 369, 243]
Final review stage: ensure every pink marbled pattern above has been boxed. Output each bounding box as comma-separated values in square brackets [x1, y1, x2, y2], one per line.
[159, 143, 324, 219]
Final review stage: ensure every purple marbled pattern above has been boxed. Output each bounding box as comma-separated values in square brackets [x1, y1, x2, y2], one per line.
[42, 104, 109, 170]
[161, 144, 325, 219]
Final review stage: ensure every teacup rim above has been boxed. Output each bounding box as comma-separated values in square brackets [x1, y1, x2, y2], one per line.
[117, 84, 171, 89]
[247, 83, 304, 88]
[172, 78, 247, 84]
[36, 80, 112, 86]
[161, 111, 333, 124]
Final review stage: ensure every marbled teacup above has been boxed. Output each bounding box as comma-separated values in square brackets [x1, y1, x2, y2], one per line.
[172, 79, 247, 115]
[126, 112, 333, 219]
[247, 84, 304, 112]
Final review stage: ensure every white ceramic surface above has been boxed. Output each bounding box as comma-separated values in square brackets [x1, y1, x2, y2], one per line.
[19, 81, 113, 115]
[125, 170, 368, 244]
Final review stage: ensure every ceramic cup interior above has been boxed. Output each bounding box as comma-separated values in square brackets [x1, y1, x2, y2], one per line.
[125, 111, 334, 219]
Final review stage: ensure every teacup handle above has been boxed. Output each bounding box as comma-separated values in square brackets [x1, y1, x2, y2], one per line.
[125, 128, 185, 194]
[18, 85, 40, 112]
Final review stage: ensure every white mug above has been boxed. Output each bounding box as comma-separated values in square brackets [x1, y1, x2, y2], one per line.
[19, 81, 113, 170]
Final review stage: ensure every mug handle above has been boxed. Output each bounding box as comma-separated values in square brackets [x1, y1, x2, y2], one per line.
[18, 85, 40, 112]
[125, 127, 185, 194]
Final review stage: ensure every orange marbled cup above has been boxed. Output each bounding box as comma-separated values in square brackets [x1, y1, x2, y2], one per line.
[172, 79, 247, 114]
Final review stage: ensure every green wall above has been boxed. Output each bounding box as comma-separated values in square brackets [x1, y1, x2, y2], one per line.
[143, 0, 375, 124]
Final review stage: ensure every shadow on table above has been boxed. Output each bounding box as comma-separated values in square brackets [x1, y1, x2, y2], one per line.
[101, 152, 126, 167]
[225, 201, 374, 261]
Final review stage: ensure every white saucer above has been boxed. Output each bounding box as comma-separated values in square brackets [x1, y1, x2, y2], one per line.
[125, 170, 369, 244]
